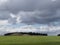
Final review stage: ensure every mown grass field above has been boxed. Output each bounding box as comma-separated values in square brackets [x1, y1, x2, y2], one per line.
[0, 36, 60, 45]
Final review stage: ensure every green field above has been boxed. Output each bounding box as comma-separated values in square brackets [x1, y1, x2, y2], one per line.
[0, 36, 60, 45]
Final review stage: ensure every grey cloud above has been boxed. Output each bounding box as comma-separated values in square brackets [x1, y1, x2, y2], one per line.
[8, 17, 17, 24]
[0, 0, 60, 24]
[17, 10, 58, 24]
[6, 0, 58, 13]
[0, 11, 10, 20]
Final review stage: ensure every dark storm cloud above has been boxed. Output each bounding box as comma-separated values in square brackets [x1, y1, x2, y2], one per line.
[0, 0, 60, 24]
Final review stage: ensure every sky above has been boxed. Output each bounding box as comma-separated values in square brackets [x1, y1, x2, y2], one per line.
[0, 0, 60, 35]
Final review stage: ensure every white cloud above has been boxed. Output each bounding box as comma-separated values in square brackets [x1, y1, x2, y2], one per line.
[0, 24, 60, 35]
[10, 13, 16, 18]
[16, 16, 21, 23]
[5, 25, 37, 32]
[0, 20, 8, 25]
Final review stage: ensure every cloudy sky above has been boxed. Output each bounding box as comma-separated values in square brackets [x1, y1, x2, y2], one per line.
[0, 0, 60, 35]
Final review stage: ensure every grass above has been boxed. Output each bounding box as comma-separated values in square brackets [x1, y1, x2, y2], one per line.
[0, 36, 60, 45]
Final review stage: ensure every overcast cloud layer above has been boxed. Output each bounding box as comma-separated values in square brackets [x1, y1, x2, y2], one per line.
[0, 0, 60, 35]
[0, 0, 60, 24]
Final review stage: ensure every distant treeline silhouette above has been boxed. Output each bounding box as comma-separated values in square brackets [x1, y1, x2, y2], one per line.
[57, 34, 60, 36]
[4, 32, 47, 36]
